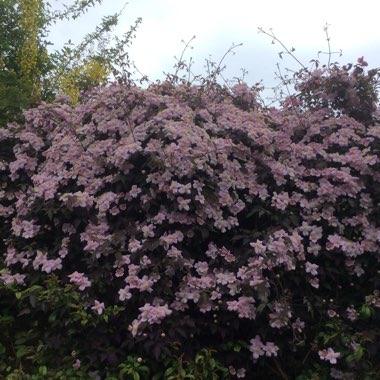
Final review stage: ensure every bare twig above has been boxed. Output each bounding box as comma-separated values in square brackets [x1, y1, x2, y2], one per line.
[126, 115, 137, 142]
[324, 23, 332, 67]
[258, 27, 306, 69]
[275, 63, 307, 128]
[317, 24, 343, 69]
[173, 36, 196, 79]
[215, 43, 243, 77]
[132, 61, 153, 86]
[273, 358, 290, 380]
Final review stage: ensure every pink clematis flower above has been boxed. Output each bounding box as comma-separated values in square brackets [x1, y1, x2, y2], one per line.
[319, 348, 341, 364]
[91, 300, 105, 315]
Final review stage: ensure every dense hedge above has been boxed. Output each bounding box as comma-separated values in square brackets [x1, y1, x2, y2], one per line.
[0, 59, 379, 379]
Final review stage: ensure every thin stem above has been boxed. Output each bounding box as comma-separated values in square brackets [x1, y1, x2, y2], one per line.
[324, 23, 332, 68]
[318, 24, 342, 68]
[215, 43, 243, 76]
[173, 36, 196, 79]
[126, 115, 137, 142]
[273, 358, 289, 380]
[263, 362, 282, 377]
[276, 63, 307, 129]
[302, 348, 312, 365]
[258, 27, 306, 69]
[132, 61, 153, 85]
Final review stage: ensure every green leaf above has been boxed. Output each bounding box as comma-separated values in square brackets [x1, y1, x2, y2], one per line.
[29, 294, 37, 308]
[256, 302, 267, 314]
[195, 353, 204, 364]
[48, 312, 57, 323]
[39, 366, 48, 376]
[233, 344, 241, 352]
[16, 345, 29, 359]
[360, 305, 371, 319]
[345, 354, 355, 364]
[354, 346, 364, 362]
[139, 366, 150, 374]
[164, 367, 175, 376]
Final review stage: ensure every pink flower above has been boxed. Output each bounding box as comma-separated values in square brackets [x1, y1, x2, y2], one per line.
[91, 300, 105, 315]
[326, 234, 343, 250]
[215, 270, 236, 285]
[309, 277, 319, 288]
[220, 246, 235, 262]
[330, 368, 355, 380]
[269, 301, 292, 328]
[205, 242, 218, 259]
[177, 196, 191, 211]
[0, 273, 26, 285]
[41, 258, 62, 273]
[141, 224, 155, 238]
[137, 275, 154, 293]
[194, 261, 209, 275]
[250, 240, 266, 254]
[128, 319, 141, 337]
[226, 296, 256, 319]
[73, 359, 81, 370]
[357, 56, 368, 66]
[309, 227, 323, 243]
[319, 348, 341, 364]
[139, 256, 152, 267]
[327, 309, 337, 318]
[249, 335, 264, 359]
[128, 185, 142, 199]
[263, 342, 279, 357]
[167, 246, 183, 260]
[305, 261, 319, 276]
[346, 307, 358, 321]
[68, 271, 91, 291]
[292, 318, 305, 332]
[271, 191, 290, 210]
[115, 267, 125, 277]
[118, 286, 132, 301]
[138, 303, 172, 324]
[159, 231, 184, 249]
[237, 368, 246, 378]
[12, 219, 40, 238]
[128, 238, 142, 253]
[354, 264, 364, 277]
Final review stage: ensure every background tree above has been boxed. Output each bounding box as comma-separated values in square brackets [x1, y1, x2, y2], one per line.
[0, 0, 140, 126]
[0, 0, 30, 127]
[17, 0, 44, 104]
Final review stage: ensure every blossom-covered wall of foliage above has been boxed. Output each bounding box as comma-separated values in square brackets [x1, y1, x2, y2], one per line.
[0, 58, 379, 379]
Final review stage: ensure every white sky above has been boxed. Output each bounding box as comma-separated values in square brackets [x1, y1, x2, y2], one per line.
[49, 0, 380, 98]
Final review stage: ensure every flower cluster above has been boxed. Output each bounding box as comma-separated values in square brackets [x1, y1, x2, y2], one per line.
[249, 335, 279, 359]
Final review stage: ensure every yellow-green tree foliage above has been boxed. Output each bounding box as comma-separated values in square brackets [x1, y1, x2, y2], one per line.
[59, 57, 110, 105]
[18, 0, 42, 103]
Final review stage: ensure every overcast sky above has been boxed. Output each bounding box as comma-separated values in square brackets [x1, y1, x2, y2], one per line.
[49, 0, 380, 99]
